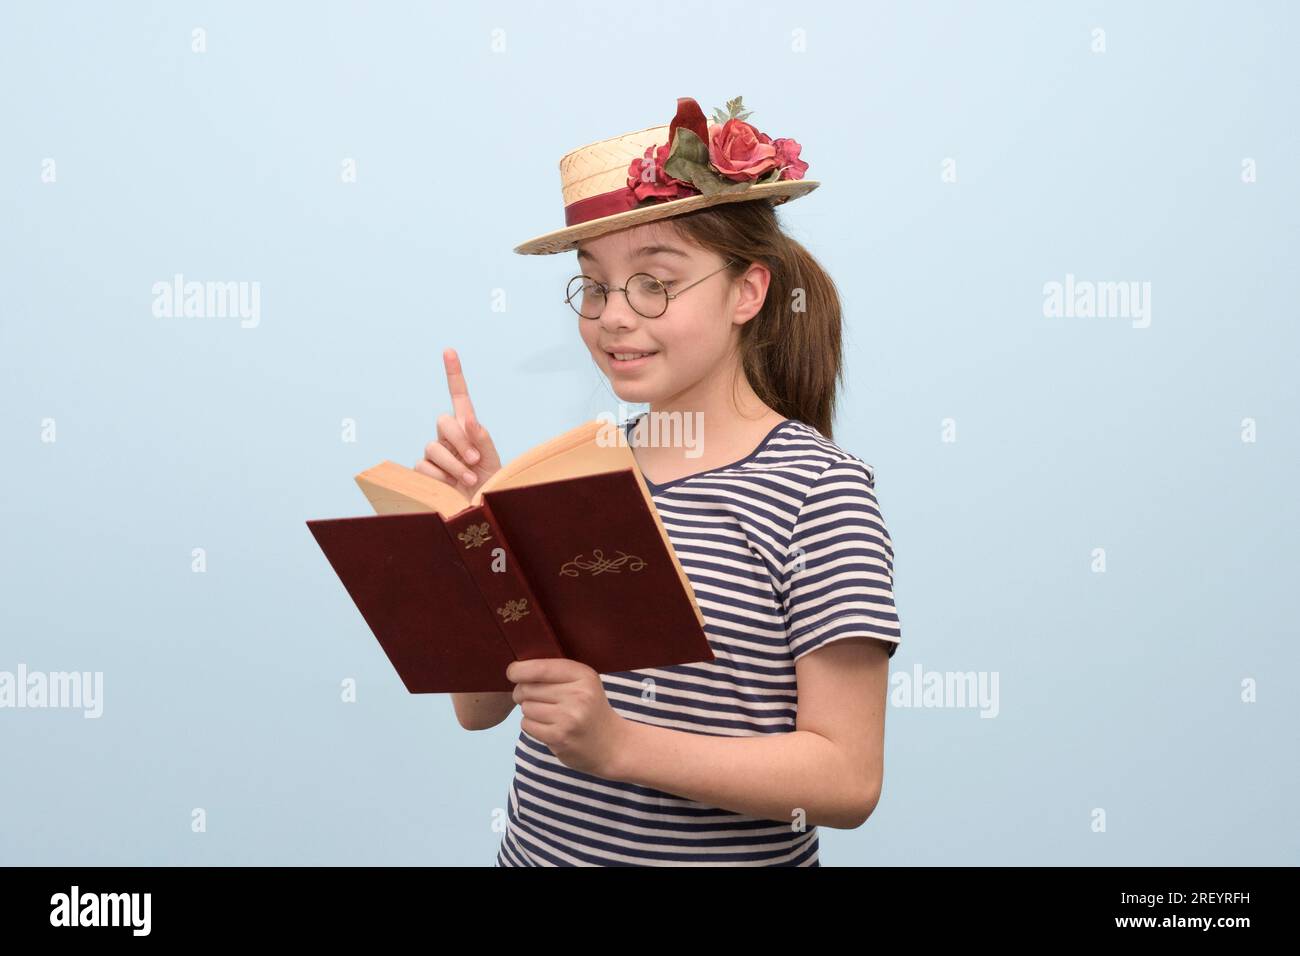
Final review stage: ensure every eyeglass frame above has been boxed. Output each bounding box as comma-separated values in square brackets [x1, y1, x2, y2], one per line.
[564, 257, 739, 319]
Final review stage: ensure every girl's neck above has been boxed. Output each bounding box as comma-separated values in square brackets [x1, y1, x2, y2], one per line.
[633, 392, 786, 487]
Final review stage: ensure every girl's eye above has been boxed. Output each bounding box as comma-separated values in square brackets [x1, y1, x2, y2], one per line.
[633, 276, 672, 294]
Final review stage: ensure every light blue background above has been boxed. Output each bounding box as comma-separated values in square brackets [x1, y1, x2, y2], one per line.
[2, 1, 1296, 866]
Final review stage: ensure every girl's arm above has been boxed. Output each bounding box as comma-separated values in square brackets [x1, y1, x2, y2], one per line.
[605, 637, 891, 829]
[451, 692, 517, 730]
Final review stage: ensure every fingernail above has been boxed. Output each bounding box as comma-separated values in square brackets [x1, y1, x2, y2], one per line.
[463, 471, 477, 485]
[466, 447, 480, 464]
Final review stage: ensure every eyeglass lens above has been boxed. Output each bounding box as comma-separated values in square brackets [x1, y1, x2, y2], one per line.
[565, 274, 668, 319]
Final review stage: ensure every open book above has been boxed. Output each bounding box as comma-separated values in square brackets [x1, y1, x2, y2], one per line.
[306, 419, 713, 693]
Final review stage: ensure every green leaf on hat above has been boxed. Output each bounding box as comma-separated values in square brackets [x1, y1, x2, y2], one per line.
[663, 127, 709, 174]
[710, 96, 753, 125]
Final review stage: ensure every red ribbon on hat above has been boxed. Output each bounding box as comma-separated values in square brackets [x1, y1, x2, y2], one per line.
[563, 190, 640, 227]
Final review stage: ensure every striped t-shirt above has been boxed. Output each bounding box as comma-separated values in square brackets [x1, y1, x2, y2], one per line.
[495, 413, 902, 866]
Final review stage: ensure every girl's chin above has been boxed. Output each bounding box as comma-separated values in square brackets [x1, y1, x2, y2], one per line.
[611, 381, 662, 403]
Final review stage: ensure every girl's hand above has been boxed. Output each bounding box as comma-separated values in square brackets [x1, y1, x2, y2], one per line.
[506, 658, 630, 778]
[416, 348, 502, 491]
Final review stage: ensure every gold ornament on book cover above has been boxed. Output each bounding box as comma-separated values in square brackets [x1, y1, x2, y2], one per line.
[559, 549, 647, 577]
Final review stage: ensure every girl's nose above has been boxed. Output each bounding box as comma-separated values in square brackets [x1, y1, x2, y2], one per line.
[597, 292, 642, 329]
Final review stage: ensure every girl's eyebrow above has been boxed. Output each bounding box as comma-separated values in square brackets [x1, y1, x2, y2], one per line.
[577, 244, 690, 266]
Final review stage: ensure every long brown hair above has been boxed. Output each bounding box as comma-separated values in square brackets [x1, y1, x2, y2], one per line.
[658, 199, 843, 439]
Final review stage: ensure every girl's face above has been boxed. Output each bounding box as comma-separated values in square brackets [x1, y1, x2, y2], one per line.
[574, 221, 763, 406]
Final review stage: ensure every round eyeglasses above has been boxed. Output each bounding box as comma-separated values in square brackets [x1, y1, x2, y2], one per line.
[564, 258, 738, 319]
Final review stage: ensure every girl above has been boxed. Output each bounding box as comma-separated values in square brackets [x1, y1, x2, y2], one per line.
[417, 96, 902, 866]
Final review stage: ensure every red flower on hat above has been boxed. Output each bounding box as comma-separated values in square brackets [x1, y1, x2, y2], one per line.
[627, 141, 698, 202]
[709, 118, 779, 181]
[771, 137, 809, 181]
[707, 119, 809, 182]
[625, 96, 809, 204]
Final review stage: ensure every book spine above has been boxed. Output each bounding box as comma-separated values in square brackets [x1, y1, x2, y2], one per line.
[443, 503, 566, 662]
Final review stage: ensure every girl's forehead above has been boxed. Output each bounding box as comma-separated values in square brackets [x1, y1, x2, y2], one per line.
[578, 225, 698, 266]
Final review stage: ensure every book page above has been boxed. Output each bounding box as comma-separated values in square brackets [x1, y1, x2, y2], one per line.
[355, 461, 471, 518]
[471, 420, 632, 501]
[354, 419, 617, 519]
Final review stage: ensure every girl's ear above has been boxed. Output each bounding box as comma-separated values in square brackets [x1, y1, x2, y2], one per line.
[732, 262, 771, 326]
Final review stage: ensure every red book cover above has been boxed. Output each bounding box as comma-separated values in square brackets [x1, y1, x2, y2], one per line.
[307, 467, 713, 692]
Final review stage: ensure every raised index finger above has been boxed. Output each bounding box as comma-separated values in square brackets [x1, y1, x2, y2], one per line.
[442, 347, 478, 428]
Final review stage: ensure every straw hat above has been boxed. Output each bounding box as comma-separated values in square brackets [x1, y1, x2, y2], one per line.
[514, 95, 819, 256]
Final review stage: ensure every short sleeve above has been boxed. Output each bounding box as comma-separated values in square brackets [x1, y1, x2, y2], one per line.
[781, 459, 902, 662]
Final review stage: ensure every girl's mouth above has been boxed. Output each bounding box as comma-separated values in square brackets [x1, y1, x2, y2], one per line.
[607, 351, 658, 370]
